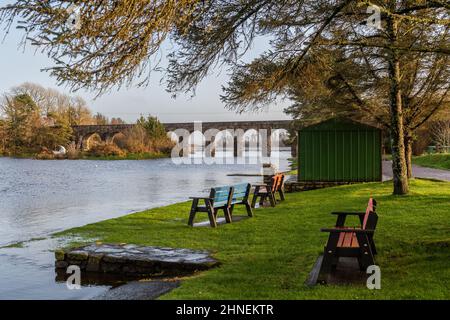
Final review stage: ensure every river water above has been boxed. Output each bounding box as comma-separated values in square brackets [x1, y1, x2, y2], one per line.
[0, 152, 290, 299]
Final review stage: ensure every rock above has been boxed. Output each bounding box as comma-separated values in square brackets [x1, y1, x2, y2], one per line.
[86, 254, 103, 272]
[122, 265, 137, 274]
[93, 280, 180, 300]
[102, 254, 128, 264]
[55, 261, 69, 269]
[66, 250, 89, 261]
[55, 243, 219, 277]
[55, 250, 66, 261]
[101, 263, 122, 273]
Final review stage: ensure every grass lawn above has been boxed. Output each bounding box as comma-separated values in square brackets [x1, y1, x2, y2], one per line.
[56, 179, 450, 299]
[413, 153, 450, 171]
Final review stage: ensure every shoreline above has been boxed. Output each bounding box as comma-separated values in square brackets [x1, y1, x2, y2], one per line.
[0, 152, 170, 161]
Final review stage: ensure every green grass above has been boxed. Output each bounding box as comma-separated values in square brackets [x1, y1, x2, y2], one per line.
[413, 153, 450, 171]
[286, 157, 298, 175]
[1, 242, 25, 249]
[56, 179, 450, 299]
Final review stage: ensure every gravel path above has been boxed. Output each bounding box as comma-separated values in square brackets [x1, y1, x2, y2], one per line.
[382, 161, 450, 182]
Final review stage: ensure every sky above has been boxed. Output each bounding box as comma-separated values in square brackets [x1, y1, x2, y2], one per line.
[0, 10, 291, 124]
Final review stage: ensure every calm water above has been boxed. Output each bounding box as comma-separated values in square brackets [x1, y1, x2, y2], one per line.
[0, 153, 290, 299]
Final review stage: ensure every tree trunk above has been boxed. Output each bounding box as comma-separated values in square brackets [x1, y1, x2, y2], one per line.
[386, 15, 409, 195]
[404, 132, 413, 179]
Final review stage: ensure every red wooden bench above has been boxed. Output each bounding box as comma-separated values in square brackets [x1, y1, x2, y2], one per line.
[318, 198, 378, 283]
[251, 174, 285, 208]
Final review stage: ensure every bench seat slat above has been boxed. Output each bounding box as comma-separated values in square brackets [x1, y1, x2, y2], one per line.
[337, 231, 359, 248]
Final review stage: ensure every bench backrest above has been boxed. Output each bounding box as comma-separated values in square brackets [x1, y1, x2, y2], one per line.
[362, 198, 378, 230]
[231, 183, 251, 203]
[268, 174, 285, 193]
[209, 186, 233, 208]
[275, 174, 285, 191]
[268, 175, 279, 192]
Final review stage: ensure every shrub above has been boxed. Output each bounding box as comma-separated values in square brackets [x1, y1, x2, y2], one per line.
[66, 143, 80, 160]
[150, 137, 175, 154]
[115, 126, 150, 154]
[35, 147, 55, 160]
[88, 142, 126, 158]
[115, 124, 175, 155]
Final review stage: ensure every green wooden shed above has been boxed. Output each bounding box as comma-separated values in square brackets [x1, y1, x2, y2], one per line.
[298, 118, 382, 182]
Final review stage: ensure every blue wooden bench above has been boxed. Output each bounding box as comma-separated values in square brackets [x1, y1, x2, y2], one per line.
[229, 183, 253, 218]
[188, 186, 233, 228]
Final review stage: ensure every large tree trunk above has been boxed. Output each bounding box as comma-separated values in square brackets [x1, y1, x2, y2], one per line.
[387, 15, 409, 195]
[404, 132, 413, 179]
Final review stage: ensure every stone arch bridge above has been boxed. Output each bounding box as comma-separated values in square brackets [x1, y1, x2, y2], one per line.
[71, 120, 294, 155]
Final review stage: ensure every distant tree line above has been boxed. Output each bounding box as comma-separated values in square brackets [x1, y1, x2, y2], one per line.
[0, 83, 172, 158]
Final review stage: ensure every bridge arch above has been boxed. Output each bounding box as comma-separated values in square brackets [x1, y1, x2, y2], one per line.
[82, 133, 102, 151]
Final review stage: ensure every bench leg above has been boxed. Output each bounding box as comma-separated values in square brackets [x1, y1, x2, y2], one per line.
[268, 192, 276, 207]
[356, 234, 375, 271]
[279, 189, 285, 201]
[318, 233, 339, 284]
[259, 194, 265, 206]
[224, 207, 232, 223]
[206, 201, 217, 228]
[188, 199, 199, 226]
[251, 193, 258, 208]
[245, 201, 253, 217]
[369, 236, 377, 255]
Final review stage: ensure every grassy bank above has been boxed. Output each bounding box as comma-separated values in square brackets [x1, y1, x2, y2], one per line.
[57, 179, 450, 299]
[80, 152, 169, 161]
[1, 152, 169, 161]
[413, 154, 450, 171]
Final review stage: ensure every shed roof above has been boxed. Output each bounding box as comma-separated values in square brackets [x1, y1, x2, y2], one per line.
[300, 117, 381, 132]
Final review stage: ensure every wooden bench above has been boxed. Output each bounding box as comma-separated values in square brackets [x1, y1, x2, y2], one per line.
[251, 174, 284, 208]
[229, 183, 253, 218]
[318, 198, 378, 283]
[188, 186, 233, 228]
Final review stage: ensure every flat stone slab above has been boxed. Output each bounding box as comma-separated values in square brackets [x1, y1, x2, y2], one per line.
[55, 244, 219, 277]
[93, 280, 180, 300]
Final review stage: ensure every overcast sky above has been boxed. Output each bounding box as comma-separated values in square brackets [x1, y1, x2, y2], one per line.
[0, 12, 290, 124]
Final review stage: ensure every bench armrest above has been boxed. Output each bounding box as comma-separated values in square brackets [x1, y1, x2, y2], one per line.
[252, 183, 268, 187]
[321, 228, 375, 234]
[331, 211, 366, 216]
